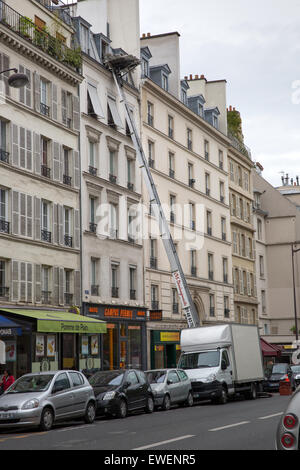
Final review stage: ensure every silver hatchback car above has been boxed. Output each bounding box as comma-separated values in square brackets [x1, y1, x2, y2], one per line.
[276, 388, 300, 450]
[0, 370, 96, 431]
[145, 369, 193, 410]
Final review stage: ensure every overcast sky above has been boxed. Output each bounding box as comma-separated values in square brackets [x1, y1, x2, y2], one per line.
[140, 0, 300, 187]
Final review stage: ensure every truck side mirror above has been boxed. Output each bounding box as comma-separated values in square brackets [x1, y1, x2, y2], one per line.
[221, 360, 227, 370]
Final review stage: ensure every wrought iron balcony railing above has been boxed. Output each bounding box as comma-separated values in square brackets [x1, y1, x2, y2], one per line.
[42, 290, 51, 304]
[63, 174, 72, 186]
[64, 235, 73, 247]
[0, 219, 9, 234]
[41, 229, 52, 243]
[0, 1, 81, 71]
[0, 149, 9, 163]
[91, 285, 99, 296]
[35, 0, 73, 27]
[0, 286, 9, 298]
[41, 165, 51, 178]
[89, 166, 97, 176]
[64, 292, 73, 305]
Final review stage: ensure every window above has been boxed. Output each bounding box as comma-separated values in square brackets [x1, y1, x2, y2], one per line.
[109, 150, 117, 183]
[41, 137, 50, 178]
[237, 166, 242, 186]
[205, 173, 210, 196]
[261, 290, 266, 313]
[198, 103, 204, 117]
[220, 181, 225, 203]
[244, 171, 249, 191]
[142, 58, 149, 77]
[168, 115, 174, 139]
[87, 83, 104, 119]
[259, 256, 264, 278]
[204, 140, 209, 161]
[172, 288, 178, 313]
[230, 161, 234, 181]
[187, 128, 192, 150]
[150, 238, 157, 269]
[206, 211, 212, 236]
[129, 266, 136, 300]
[89, 197, 96, 232]
[42, 266, 51, 304]
[0, 188, 8, 233]
[231, 194, 236, 216]
[0, 120, 8, 162]
[88, 141, 97, 175]
[169, 152, 175, 178]
[224, 296, 230, 318]
[0, 260, 7, 297]
[62, 90, 73, 127]
[170, 195, 176, 223]
[254, 193, 261, 209]
[181, 88, 187, 105]
[91, 258, 99, 296]
[151, 285, 159, 309]
[162, 74, 168, 91]
[107, 96, 123, 128]
[127, 158, 135, 190]
[147, 102, 154, 126]
[148, 140, 154, 168]
[219, 150, 224, 169]
[111, 264, 119, 298]
[239, 198, 244, 219]
[213, 114, 218, 129]
[189, 203, 195, 230]
[257, 218, 262, 240]
[63, 148, 72, 185]
[221, 217, 226, 241]
[69, 372, 84, 387]
[223, 258, 228, 283]
[188, 163, 195, 187]
[54, 373, 71, 392]
[208, 253, 214, 280]
[109, 203, 118, 239]
[209, 294, 215, 316]
[64, 270, 73, 305]
[41, 201, 51, 242]
[40, 79, 50, 117]
[64, 207, 72, 247]
[191, 250, 196, 276]
[80, 24, 90, 54]
[127, 371, 139, 386]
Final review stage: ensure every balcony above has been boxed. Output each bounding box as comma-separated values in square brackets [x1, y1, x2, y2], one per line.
[147, 114, 154, 127]
[63, 174, 72, 186]
[89, 166, 97, 176]
[111, 287, 119, 298]
[0, 1, 81, 72]
[89, 222, 97, 233]
[0, 149, 9, 163]
[64, 292, 73, 305]
[169, 169, 175, 179]
[41, 165, 51, 178]
[35, 0, 73, 27]
[191, 266, 197, 277]
[150, 257, 157, 269]
[205, 152, 209, 161]
[109, 174, 117, 184]
[189, 179, 195, 188]
[0, 219, 10, 234]
[127, 182, 134, 191]
[42, 291, 51, 304]
[64, 235, 73, 247]
[130, 289, 136, 300]
[0, 286, 9, 298]
[151, 300, 159, 310]
[148, 158, 155, 169]
[40, 102, 50, 117]
[91, 285, 99, 296]
[41, 229, 52, 243]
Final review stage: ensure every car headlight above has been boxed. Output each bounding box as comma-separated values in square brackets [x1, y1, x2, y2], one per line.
[103, 391, 116, 401]
[202, 374, 217, 383]
[22, 399, 39, 410]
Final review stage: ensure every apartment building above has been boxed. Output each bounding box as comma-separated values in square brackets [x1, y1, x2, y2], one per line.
[0, 0, 96, 375]
[227, 107, 258, 325]
[253, 167, 300, 361]
[140, 33, 234, 369]
[72, 0, 148, 371]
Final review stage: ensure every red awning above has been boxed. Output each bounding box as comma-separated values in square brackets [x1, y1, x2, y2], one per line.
[260, 338, 281, 357]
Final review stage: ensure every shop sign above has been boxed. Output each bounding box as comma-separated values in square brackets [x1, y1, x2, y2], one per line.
[0, 328, 14, 336]
[149, 311, 162, 321]
[38, 320, 106, 334]
[88, 305, 147, 322]
[160, 332, 180, 342]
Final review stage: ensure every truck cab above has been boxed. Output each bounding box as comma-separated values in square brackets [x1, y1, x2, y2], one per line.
[178, 347, 233, 404]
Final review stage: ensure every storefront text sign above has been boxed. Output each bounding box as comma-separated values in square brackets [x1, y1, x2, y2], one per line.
[149, 311, 163, 321]
[160, 332, 180, 342]
[88, 305, 147, 322]
[37, 320, 106, 334]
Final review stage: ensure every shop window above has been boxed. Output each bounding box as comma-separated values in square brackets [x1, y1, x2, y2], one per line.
[32, 333, 58, 372]
[103, 323, 118, 370]
[128, 325, 142, 369]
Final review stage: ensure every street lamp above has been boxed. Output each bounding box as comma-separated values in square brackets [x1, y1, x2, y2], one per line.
[291, 244, 300, 341]
[0, 68, 29, 88]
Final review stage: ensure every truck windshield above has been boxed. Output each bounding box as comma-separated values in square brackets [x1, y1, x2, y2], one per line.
[178, 351, 220, 370]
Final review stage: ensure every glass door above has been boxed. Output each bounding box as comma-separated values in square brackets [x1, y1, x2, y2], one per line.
[119, 323, 127, 369]
[62, 333, 76, 370]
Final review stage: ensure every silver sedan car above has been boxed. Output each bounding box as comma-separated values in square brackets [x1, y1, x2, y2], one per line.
[145, 369, 193, 410]
[0, 370, 96, 431]
[276, 388, 300, 450]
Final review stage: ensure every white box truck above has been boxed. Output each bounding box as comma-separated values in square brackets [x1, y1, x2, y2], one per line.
[178, 324, 265, 404]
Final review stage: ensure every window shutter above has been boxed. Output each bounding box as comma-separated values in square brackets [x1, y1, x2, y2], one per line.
[74, 270, 81, 306]
[34, 72, 40, 113]
[59, 267, 64, 305]
[0, 54, 10, 96]
[52, 83, 58, 121]
[236, 197, 240, 218]
[19, 66, 31, 107]
[53, 204, 58, 244]
[27, 195, 33, 238]
[74, 209, 80, 249]
[35, 264, 42, 303]
[26, 129, 32, 171]
[59, 144, 64, 183]
[252, 239, 256, 260]
[239, 268, 243, 295]
[72, 95, 80, 131]
[19, 127, 26, 169]
[53, 267, 59, 305]
[11, 260, 19, 301]
[58, 204, 64, 245]
[19, 65, 25, 104]
[253, 274, 257, 297]
[73, 150, 80, 189]
[12, 124, 19, 167]
[33, 132, 41, 175]
[20, 193, 26, 236]
[12, 190, 20, 235]
[247, 272, 251, 296]
[53, 141, 60, 182]
[27, 263, 33, 303]
[61, 89, 67, 125]
[34, 196, 41, 241]
[20, 262, 26, 302]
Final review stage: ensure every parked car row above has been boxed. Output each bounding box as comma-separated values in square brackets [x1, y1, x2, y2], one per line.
[0, 367, 194, 431]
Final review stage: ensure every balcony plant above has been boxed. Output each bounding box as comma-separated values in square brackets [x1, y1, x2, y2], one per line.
[19, 16, 34, 39]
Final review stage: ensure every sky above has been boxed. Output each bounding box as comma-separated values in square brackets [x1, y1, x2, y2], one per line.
[140, 0, 300, 187]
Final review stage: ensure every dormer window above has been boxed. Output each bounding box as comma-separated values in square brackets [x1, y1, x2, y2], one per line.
[181, 89, 187, 105]
[80, 24, 90, 54]
[198, 103, 204, 117]
[213, 114, 219, 129]
[162, 74, 168, 92]
[142, 58, 149, 77]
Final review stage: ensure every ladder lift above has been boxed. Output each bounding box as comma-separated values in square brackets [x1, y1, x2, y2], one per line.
[105, 53, 200, 329]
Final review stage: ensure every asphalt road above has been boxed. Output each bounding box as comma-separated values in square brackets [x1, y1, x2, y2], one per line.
[0, 393, 291, 451]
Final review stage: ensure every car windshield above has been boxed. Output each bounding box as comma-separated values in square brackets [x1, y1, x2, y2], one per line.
[146, 371, 167, 384]
[272, 364, 287, 374]
[7, 374, 54, 393]
[291, 366, 300, 373]
[89, 372, 124, 387]
[178, 351, 220, 370]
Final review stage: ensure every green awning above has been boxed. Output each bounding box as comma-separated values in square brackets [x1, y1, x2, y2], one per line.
[0, 309, 107, 334]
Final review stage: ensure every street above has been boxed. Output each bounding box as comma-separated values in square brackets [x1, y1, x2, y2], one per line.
[0, 394, 290, 451]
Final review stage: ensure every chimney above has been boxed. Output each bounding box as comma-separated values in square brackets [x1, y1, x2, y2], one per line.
[200, 74, 205, 79]
[147, 33, 151, 37]
[184, 76, 188, 80]
[291, 178, 294, 186]
[195, 74, 199, 79]
[285, 174, 289, 185]
[142, 33, 146, 38]
[297, 176, 299, 186]
[189, 74, 193, 80]
[281, 176, 285, 185]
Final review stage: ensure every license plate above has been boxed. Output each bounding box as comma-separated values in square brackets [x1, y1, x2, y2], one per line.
[0, 413, 16, 419]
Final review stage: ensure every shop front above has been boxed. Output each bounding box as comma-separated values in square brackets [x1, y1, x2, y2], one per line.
[83, 303, 147, 371]
[0, 309, 106, 377]
[150, 330, 182, 369]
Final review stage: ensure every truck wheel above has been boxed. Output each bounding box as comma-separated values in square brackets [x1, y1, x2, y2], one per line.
[218, 387, 228, 405]
[246, 383, 257, 400]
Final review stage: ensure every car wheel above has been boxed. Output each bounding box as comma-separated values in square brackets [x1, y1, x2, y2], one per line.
[186, 391, 194, 407]
[116, 399, 127, 419]
[84, 401, 96, 424]
[145, 395, 154, 413]
[40, 407, 54, 432]
[162, 394, 171, 411]
[218, 387, 228, 405]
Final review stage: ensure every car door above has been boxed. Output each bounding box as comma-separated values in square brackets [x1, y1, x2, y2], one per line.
[49, 372, 74, 420]
[167, 370, 181, 403]
[125, 371, 142, 411]
[177, 369, 190, 400]
[136, 370, 149, 407]
[68, 371, 89, 416]
[220, 350, 233, 394]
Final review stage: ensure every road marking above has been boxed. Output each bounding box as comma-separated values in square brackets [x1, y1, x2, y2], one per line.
[209, 421, 250, 432]
[258, 412, 283, 420]
[132, 435, 195, 450]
